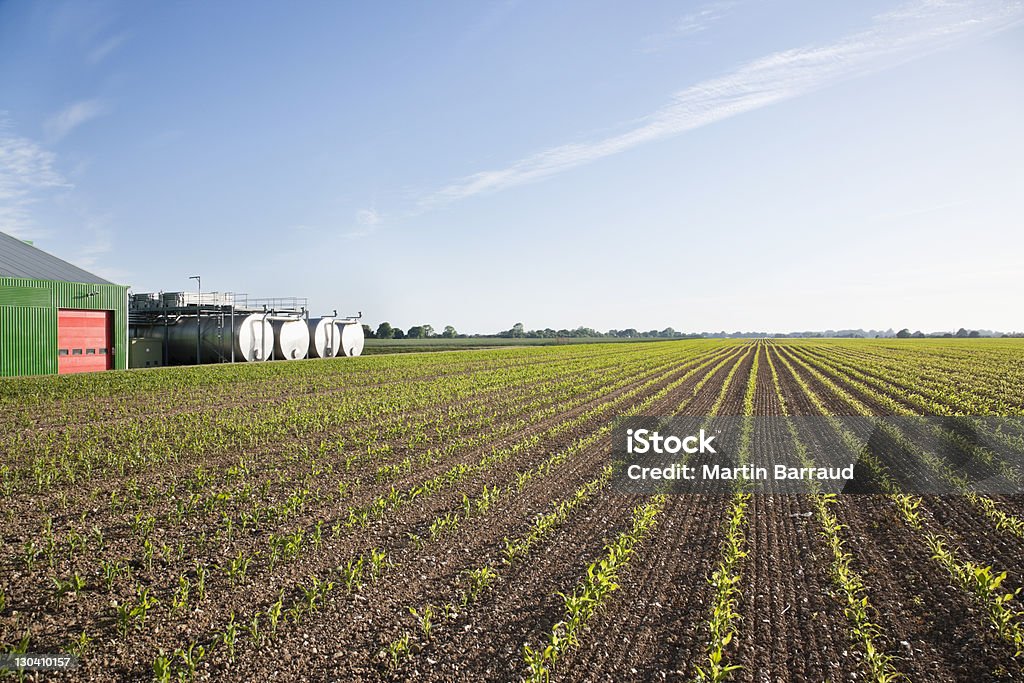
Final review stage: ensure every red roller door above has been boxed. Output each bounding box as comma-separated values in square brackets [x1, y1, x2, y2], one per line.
[58, 310, 113, 374]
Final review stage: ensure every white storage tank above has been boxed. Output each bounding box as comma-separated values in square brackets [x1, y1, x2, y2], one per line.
[165, 313, 273, 364]
[339, 321, 364, 357]
[307, 317, 342, 359]
[272, 319, 310, 360]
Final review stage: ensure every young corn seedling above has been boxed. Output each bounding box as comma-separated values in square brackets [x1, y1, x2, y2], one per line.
[136, 585, 158, 619]
[523, 643, 553, 683]
[345, 507, 367, 529]
[171, 575, 191, 614]
[41, 518, 57, 567]
[142, 539, 155, 571]
[464, 566, 498, 603]
[369, 548, 390, 582]
[267, 590, 285, 634]
[268, 543, 283, 571]
[69, 630, 91, 657]
[158, 542, 173, 565]
[383, 632, 412, 670]
[116, 603, 132, 637]
[341, 556, 365, 591]
[21, 540, 39, 570]
[66, 529, 87, 554]
[225, 551, 251, 586]
[247, 614, 263, 645]
[194, 562, 208, 602]
[131, 512, 156, 539]
[175, 641, 205, 681]
[406, 532, 424, 550]
[100, 559, 120, 591]
[152, 652, 172, 683]
[222, 612, 239, 662]
[299, 575, 334, 613]
[118, 585, 159, 636]
[409, 605, 434, 640]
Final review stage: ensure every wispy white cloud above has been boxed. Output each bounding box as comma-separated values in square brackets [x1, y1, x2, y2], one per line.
[424, 0, 1024, 208]
[0, 117, 122, 277]
[339, 207, 383, 239]
[48, 1, 128, 66]
[357, 208, 381, 227]
[0, 118, 69, 238]
[45, 99, 108, 141]
[88, 31, 127, 64]
[74, 222, 113, 270]
[74, 220, 131, 282]
[675, 0, 738, 37]
[642, 1, 739, 53]
[48, 0, 114, 42]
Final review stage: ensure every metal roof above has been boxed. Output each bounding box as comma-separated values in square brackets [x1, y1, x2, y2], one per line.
[0, 231, 114, 285]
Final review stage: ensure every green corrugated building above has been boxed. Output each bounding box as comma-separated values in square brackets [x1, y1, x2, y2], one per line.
[0, 231, 128, 377]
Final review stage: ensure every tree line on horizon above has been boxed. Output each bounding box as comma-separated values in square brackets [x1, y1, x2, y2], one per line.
[362, 322, 1023, 340]
[363, 322, 700, 340]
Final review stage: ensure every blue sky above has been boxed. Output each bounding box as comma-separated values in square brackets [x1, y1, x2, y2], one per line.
[1, 0, 1022, 333]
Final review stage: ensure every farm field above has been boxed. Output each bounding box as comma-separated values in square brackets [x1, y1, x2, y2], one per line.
[1, 339, 1023, 682]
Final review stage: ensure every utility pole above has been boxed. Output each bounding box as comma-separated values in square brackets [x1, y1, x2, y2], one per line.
[189, 275, 201, 364]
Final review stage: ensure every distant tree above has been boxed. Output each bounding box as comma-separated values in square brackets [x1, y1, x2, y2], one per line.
[510, 322, 525, 338]
[955, 328, 969, 338]
[442, 325, 457, 338]
[896, 328, 911, 338]
[406, 326, 425, 339]
[422, 324, 434, 338]
[376, 322, 394, 339]
[942, 332, 953, 338]
[912, 330, 925, 338]
[968, 330, 981, 338]
[392, 327, 405, 339]
[362, 324, 375, 339]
